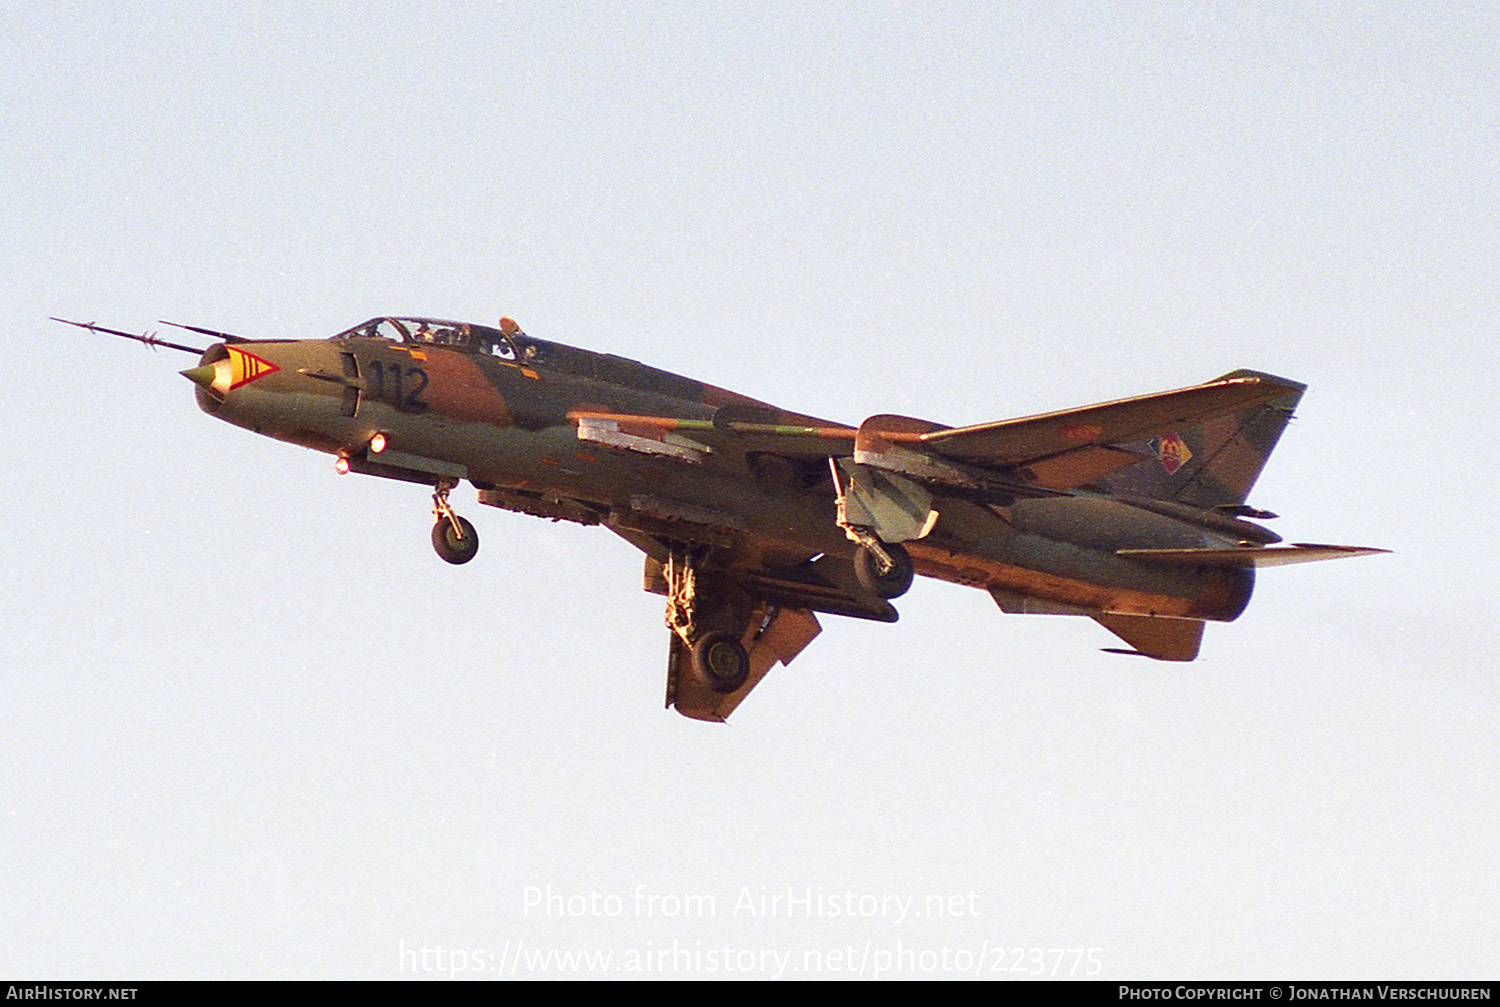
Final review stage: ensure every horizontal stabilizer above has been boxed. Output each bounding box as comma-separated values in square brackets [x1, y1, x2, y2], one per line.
[1093, 613, 1204, 661]
[1117, 543, 1390, 568]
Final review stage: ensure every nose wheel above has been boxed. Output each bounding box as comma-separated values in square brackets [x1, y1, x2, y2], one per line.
[431, 479, 479, 565]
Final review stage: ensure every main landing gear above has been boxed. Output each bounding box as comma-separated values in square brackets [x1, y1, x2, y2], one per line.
[827, 457, 915, 601]
[691, 632, 751, 694]
[430, 478, 479, 565]
[663, 549, 752, 694]
[849, 532, 914, 600]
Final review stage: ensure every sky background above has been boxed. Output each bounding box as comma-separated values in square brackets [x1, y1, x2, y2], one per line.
[2, 2, 1496, 980]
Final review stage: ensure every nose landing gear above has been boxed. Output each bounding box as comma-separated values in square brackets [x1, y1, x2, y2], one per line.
[430, 479, 479, 565]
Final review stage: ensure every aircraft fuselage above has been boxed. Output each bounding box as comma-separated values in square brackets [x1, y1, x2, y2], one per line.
[191, 320, 1256, 630]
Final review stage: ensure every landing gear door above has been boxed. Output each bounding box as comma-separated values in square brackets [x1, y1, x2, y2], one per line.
[835, 458, 938, 544]
[668, 604, 822, 722]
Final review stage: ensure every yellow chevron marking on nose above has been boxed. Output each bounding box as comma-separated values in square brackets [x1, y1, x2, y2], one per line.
[227, 347, 279, 390]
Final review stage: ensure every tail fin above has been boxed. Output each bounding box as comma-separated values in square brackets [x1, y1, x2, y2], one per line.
[1099, 369, 1305, 508]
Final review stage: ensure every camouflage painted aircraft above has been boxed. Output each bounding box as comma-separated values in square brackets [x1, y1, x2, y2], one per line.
[56, 315, 1385, 721]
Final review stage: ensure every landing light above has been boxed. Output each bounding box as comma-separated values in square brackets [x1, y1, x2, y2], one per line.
[335, 456, 350, 475]
[369, 432, 387, 454]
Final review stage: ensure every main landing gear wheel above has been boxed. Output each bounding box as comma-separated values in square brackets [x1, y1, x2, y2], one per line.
[432, 515, 479, 565]
[692, 632, 751, 694]
[855, 541, 914, 599]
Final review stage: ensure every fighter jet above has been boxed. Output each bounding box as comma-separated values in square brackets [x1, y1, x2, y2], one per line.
[56, 315, 1385, 721]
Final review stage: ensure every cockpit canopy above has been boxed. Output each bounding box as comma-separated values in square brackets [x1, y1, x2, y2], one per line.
[327, 315, 721, 401]
[331, 317, 520, 360]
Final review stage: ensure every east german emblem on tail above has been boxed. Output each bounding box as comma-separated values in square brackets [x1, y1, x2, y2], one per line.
[1154, 432, 1192, 474]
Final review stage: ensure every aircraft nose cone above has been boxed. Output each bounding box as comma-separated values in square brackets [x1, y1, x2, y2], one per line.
[180, 364, 218, 388]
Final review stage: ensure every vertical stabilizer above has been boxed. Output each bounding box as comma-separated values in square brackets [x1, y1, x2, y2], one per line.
[1100, 369, 1305, 508]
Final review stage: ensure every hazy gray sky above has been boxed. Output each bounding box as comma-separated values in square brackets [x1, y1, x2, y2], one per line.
[3, 3, 1496, 979]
